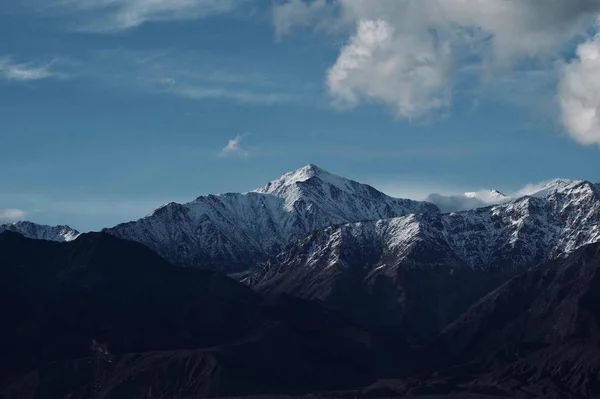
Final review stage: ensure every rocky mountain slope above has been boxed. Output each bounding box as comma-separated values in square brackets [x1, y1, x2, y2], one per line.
[0, 221, 80, 242]
[0, 231, 400, 399]
[104, 164, 437, 272]
[246, 180, 600, 341]
[429, 241, 600, 398]
[5, 233, 600, 398]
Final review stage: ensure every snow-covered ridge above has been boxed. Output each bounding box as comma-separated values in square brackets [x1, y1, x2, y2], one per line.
[247, 181, 600, 289]
[0, 221, 80, 242]
[427, 178, 584, 212]
[104, 164, 438, 272]
[517, 178, 581, 198]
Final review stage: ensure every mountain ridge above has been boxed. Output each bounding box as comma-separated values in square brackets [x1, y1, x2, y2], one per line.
[103, 164, 437, 272]
[246, 180, 600, 341]
[0, 230, 401, 398]
[0, 221, 80, 242]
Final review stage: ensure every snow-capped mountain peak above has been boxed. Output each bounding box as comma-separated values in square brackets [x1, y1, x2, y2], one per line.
[105, 164, 437, 272]
[0, 221, 80, 242]
[517, 178, 582, 198]
[254, 164, 356, 197]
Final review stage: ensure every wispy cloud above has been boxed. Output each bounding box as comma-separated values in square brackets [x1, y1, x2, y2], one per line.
[0, 209, 27, 223]
[46, 0, 243, 31]
[0, 57, 63, 82]
[219, 134, 250, 158]
[172, 85, 298, 105]
[71, 48, 306, 105]
[273, 0, 331, 39]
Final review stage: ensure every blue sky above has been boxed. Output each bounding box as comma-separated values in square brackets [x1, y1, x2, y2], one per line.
[1, 0, 599, 231]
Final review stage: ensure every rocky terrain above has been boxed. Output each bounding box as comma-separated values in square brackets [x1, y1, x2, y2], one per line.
[2, 166, 600, 398]
[0, 221, 80, 242]
[103, 165, 437, 272]
[246, 180, 600, 341]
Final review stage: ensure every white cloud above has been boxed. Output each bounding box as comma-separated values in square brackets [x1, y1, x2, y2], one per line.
[425, 192, 507, 213]
[275, 0, 600, 126]
[559, 30, 600, 146]
[173, 86, 297, 104]
[52, 0, 241, 31]
[367, 180, 458, 201]
[0, 209, 27, 223]
[219, 134, 250, 158]
[0, 57, 59, 81]
[327, 19, 452, 119]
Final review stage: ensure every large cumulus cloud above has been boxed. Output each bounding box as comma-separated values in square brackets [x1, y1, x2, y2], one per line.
[274, 0, 600, 143]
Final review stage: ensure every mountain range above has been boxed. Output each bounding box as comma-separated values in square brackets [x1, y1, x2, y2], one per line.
[6, 166, 592, 277]
[2, 164, 600, 398]
[3, 231, 600, 398]
[0, 231, 405, 398]
[246, 178, 600, 341]
[103, 164, 436, 272]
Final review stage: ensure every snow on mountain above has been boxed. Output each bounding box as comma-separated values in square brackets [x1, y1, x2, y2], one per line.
[246, 180, 600, 339]
[0, 221, 80, 242]
[515, 178, 581, 198]
[426, 178, 584, 212]
[248, 180, 600, 286]
[104, 164, 438, 272]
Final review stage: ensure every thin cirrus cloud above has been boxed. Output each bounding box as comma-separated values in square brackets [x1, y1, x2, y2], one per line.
[273, 0, 600, 144]
[47, 0, 243, 31]
[172, 85, 298, 105]
[71, 49, 302, 106]
[219, 134, 250, 158]
[0, 57, 61, 82]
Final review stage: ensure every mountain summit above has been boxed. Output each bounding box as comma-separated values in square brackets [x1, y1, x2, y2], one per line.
[104, 165, 437, 272]
[254, 164, 354, 196]
[254, 164, 329, 191]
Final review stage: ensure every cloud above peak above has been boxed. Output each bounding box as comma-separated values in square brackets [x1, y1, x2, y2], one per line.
[275, 0, 600, 136]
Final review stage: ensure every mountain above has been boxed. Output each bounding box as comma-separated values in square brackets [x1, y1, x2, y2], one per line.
[246, 180, 600, 341]
[104, 164, 437, 272]
[426, 178, 582, 212]
[518, 178, 582, 198]
[429, 241, 600, 397]
[0, 231, 399, 399]
[0, 221, 80, 242]
[0, 230, 262, 377]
